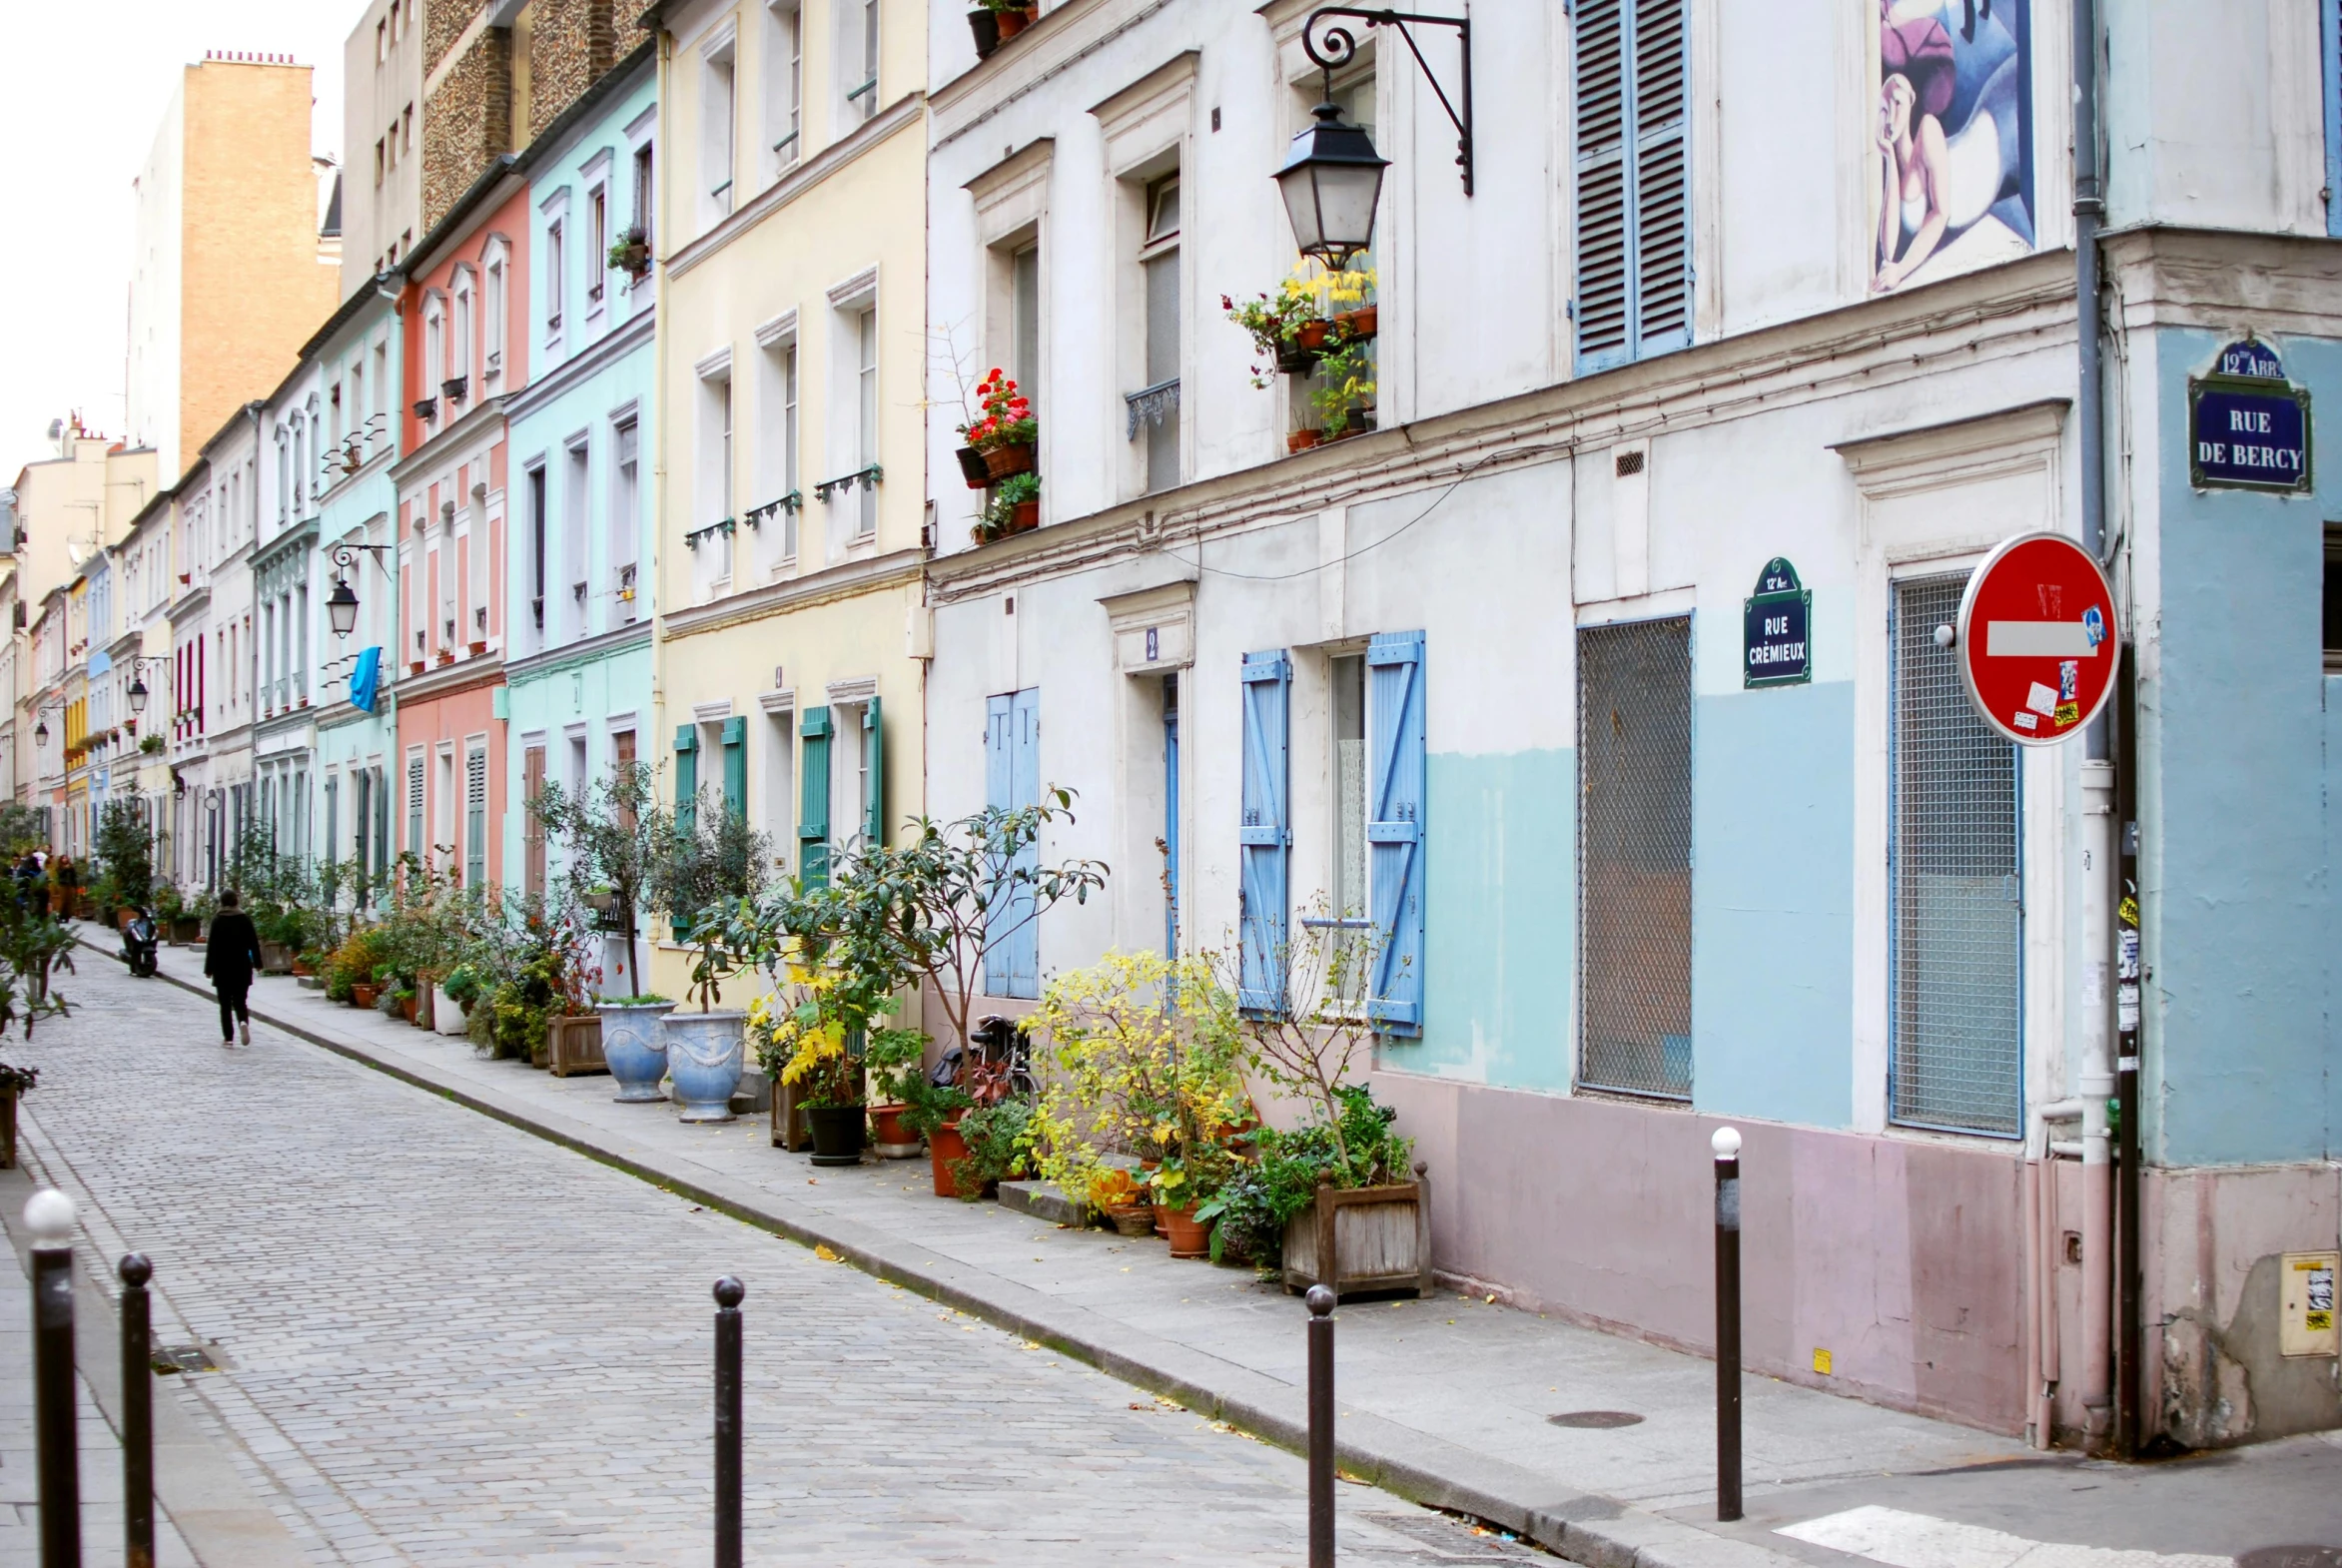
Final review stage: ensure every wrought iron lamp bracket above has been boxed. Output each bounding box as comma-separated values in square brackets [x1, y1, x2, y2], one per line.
[1301, 7, 1473, 195]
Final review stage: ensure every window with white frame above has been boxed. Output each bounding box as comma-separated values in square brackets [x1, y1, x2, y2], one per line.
[586, 185, 606, 310]
[1137, 172, 1181, 493]
[451, 271, 473, 399]
[563, 436, 589, 638]
[840, 0, 879, 128]
[755, 323, 800, 574]
[612, 417, 640, 621]
[697, 361, 735, 595]
[483, 245, 507, 385]
[767, 0, 803, 170]
[632, 143, 656, 254]
[703, 38, 737, 224]
[855, 308, 878, 539]
[545, 219, 566, 337]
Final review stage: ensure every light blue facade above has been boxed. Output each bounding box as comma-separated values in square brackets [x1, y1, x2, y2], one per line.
[2143, 325, 2341, 1169]
[311, 286, 405, 908]
[501, 62, 658, 900]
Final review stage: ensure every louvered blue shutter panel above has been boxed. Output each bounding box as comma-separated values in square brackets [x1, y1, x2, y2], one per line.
[1366, 632, 1426, 1035]
[798, 706, 831, 888]
[983, 695, 1014, 995]
[1572, 0, 1630, 372]
[1238, 651, 1291, 1013]
[1632, 0, 1691, 358]
[983, 690, 1042, 998]
[720, 716, 747, 819]
[1572, 0, 1690, 371]
[672, 725, 699, 936]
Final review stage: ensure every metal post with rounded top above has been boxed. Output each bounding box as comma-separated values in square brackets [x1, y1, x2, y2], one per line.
[1306, 1283, 1336, 1568]
[119, 1254, 154, 1568]
[1713, 1127, 1743, 1523]
[26, 1189, 79, 1567]
[712, 1277, 743, 1568]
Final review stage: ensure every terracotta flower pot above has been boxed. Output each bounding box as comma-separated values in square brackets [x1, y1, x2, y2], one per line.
[995, 6, 1030, 39]
[870, 1105, 918, 1148]
[1288, 429, 1322, 453]
[352, 984, 379, 1009]
[982, 441, 1036, 480]
[1152, 1201, 1171, 1238]
[1106, 1202, 1157, 1238]
[1291, 319, 1333, 352]
[399, 994, 418, 1024]
[928, 1115, 971, 1197]
[1334, 306, 1378, 342]
[1163, 1203, 1210, 1259]
[1007, 500, 1040, 533]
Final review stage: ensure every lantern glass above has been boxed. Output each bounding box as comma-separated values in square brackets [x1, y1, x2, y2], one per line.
[1274, 101, 1387, 274]
[328, 577, 360, 637]
[33, 720, 47, 744]
[128, 677, 149, 715]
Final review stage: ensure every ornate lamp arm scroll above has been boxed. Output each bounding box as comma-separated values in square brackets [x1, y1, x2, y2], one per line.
[1301, 7, 1473, 195]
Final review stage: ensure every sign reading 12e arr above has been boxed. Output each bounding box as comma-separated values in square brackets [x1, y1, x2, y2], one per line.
[1743, 557, 1811, 688]
[2190, 338, 2312, 492]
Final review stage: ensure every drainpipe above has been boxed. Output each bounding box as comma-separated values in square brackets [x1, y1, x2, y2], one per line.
[2070, 0, 2116, 1454]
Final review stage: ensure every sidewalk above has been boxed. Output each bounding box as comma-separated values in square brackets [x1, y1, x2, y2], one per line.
[115, 931, 2342, 1568]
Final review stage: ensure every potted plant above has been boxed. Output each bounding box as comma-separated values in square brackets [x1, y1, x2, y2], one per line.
[990, 0, 1041, 43]
[753, 951, 890, 1167]
[535, 762, 668, 1008]
[974, 472, 1040, 544]
[607, 225, 652, 281]
[648, 793, 773, 1122]
[1311, 337, 1377, 443]
[959, 369, 1037, 480]
[1089, 1167, 1156, 1236]
[1202, 906, 1429, 1296]
[597, 993, 675, 1101]
[947, 1096, 1035, 1199]
[864, 1027, 928, 1156]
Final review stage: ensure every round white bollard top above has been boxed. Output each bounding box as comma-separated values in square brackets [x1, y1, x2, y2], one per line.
[24, 1188, 75, 1245]
[1711, 1127, 1742, 1159]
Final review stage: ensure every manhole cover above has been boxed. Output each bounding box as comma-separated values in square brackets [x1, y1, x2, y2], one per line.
[151, 1345, 215, 1375]
[1547, 1409, 1643, 1429]
[2239, 1550, 2342, 1568]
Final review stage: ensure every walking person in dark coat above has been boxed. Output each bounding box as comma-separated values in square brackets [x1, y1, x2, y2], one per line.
[204, 890, 262, 1047]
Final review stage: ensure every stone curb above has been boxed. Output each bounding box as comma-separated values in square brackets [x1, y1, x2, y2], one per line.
[106, 935, 1802, 1568]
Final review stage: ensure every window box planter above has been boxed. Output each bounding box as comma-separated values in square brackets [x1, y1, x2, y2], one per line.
[466, 639, 487, 656]
[981, 441, 1036, 481]
[547, 1013, 605, 1078]
[1280, 1167, 1433, 1300]
[610, 243, 651, 278]
[409, 660, 427, 676]
[994, 4, 1040, 42]
[955, 444, 993, 489]
[412, 396, 436, 421]
[1334, 306, 1378, 342]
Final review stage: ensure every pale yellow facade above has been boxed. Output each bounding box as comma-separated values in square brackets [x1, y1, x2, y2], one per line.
[646, 0, 929, 1004]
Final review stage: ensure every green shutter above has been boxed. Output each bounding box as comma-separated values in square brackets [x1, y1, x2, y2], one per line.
[672, 724, 699, 938]
[862, 695, 885, 847]
[799, 706, 831, 888]
[721, 715, 747, 819]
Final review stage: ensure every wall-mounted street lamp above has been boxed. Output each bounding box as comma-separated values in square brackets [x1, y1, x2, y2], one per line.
[30, 701, 63, 746]
[327, 541, 396, 638]
[1275, 9, 1472, 272]
[124, 654, 172, 720]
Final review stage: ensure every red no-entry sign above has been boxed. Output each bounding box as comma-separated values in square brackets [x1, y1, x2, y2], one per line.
[1954, 532, 2118, 746]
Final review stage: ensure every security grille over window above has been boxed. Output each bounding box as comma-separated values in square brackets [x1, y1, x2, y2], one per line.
[1576, 615, 1693, 1099]
[1892, 574, 2021, 1136]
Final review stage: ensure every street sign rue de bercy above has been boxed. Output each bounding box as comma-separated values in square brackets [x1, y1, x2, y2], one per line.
[2189, 338, 2312, 493]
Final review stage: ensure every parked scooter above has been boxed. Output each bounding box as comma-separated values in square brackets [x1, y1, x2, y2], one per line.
[121, 906, 158, 978]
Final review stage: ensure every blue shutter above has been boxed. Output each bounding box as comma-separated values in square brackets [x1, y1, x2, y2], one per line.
[798, 706, 830, 887]
[720, 716, 747, 818]
[1238, 651, 1291, 1013]
[1572, 0, 1690, 372]
[984, 689, 1041, 998]
[1366, 632, 1426, 1034]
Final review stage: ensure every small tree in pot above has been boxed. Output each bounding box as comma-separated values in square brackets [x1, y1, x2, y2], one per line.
[648, 792, 773, 1121]
[534, 761, 670, 1002]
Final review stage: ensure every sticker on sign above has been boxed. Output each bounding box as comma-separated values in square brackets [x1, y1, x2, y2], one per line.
[1953, 532, 2119, 747]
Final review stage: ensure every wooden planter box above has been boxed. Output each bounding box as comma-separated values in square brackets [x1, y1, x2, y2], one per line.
[769, 1074, 812, 1151]
[546, 1014, 606, 1078]
[0, 1089, 18, 1171]
[413, 972, 436, 1031]
[169, 917, 202, 944]
[260, 943, 294, 975]
[1281, 1168, 1432, 1300]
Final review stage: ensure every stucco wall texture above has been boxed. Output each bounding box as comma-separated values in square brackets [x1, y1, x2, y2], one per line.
[178, 60, 338, 484]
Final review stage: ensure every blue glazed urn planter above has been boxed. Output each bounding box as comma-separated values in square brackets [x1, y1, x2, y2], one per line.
[664, 1010, 748, 1123]
[598, 1000, 677, 1103]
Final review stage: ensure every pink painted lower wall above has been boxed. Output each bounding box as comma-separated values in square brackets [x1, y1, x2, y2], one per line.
[1372, 1070, 2030, 1434]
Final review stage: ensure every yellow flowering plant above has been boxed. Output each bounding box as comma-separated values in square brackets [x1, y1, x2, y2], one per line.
[1028, 950, 1251, 1213]
[745, 939, 919, 1109]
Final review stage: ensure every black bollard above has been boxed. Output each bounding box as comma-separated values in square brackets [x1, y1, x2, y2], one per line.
[1713, 1127, 1743, 1523]
[713, 1277, 743, 1568]
[1306, 1283, 1335, 1568]
[27, 1189, 80, 1568]
[120, 1255, 153, 1568]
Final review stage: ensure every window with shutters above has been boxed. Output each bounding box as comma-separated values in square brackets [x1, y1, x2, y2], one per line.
[1577, 616, 1693, 1098]
[464, 742, 488, 891]
[523, 744, 547, 898]
[1572, 0, 1691, 374]
[720, 716, 747, 820]
[1891, 573, 2021, 1137]
[763, 706, 795, 869]
[984, 689, 1040, 998]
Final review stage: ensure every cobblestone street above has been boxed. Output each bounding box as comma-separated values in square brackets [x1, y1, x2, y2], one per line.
[9, 954, 1523, 1566]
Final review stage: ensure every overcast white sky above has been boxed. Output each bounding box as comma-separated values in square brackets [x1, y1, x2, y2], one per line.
[0, 0, 358, 487]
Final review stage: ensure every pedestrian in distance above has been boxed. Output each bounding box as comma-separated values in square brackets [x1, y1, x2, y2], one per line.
[204, 889, 261, 1047]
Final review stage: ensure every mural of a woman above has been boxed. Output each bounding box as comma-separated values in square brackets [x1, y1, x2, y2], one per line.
[1874, 0, 2034, 293]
